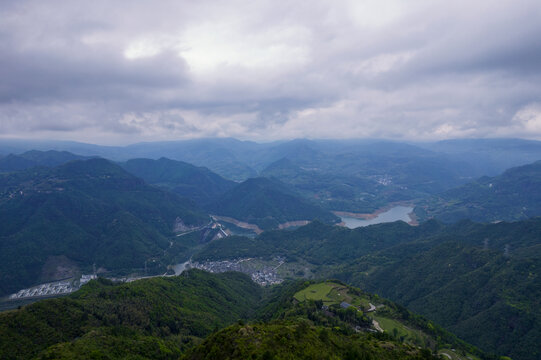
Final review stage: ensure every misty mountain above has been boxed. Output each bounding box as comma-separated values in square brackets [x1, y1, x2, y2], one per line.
[419, 138, 541, 176]
[3, 138, 541, 213]
[0, 150, 91, 173]
[415, 160, 541, 223]
[208, 177, 340, 230]
[121, 157, 236, 207]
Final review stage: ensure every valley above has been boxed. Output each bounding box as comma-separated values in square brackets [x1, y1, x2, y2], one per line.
[1, 139, 541, 359]
[3, 1, 541, 357]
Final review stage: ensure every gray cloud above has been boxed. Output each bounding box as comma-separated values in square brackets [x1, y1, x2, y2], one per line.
[1, 0, 541, 143]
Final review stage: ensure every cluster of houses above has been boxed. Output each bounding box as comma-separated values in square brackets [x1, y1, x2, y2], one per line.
[250, 269, 283, 286]
[189, 258, 284, 286]
[9, 280, 75, 299]
[8, 274, 97, 300]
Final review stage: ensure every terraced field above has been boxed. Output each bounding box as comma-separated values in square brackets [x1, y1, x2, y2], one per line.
[294, 282, 352, 305]
[293, 282, 480, 360]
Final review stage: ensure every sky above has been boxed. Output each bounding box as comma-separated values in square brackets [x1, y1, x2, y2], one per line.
[1, 0, 541, 144]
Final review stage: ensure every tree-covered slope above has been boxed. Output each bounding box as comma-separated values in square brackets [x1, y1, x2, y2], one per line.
[182, 321, 438, 360]
[0, 270, 491, 360]
[342, 219, 541, 360]
[121, 157, 236, 207]
[193, 218, 541, 360]
[209, 177, 340, 230]
[0, 159, 208, 295]
[0, 270, 263, 359]
[194, 220, 440, 264]
[415, 161, 541, 223]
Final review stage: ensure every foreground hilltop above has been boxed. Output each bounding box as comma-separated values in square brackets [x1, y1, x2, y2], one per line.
[0, 270, 490, 360]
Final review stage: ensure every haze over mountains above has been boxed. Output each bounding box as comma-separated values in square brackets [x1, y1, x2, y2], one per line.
[121, 157, 236, 207]
[415, 161, 541, 223]
[4, 137, 541, 213]
[1, 137, 541, 360]
[3, 0, 541, 358]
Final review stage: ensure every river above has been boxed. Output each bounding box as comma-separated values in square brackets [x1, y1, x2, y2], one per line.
[340, 206, 414, 229]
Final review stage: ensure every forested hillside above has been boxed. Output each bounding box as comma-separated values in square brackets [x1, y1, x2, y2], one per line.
[0, 270, 262, 359]
[193, 218, 541, 360]
[122, 157, 235, 206]
[0, 271, 490, 360]
[0, 159, 208, 295]
[415, 161, 541, 223]
[209, 177, 339, 230]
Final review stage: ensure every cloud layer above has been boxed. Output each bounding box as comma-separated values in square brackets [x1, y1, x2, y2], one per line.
[1, 0, 541, 143]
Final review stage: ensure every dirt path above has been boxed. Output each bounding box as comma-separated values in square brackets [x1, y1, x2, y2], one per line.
[278, 220, 311, 229]
[211, 215, 263, 234]
[372, 319, 384, 332]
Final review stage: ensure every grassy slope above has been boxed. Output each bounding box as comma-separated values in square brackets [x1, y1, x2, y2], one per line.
[291, 282, 482, 360]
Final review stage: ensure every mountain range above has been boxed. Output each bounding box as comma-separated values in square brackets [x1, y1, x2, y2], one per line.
[4, 138, 541, 212]
[121, 157, 236, 207]
[0, 150, 91, 173]
[1, 138, 541, 359]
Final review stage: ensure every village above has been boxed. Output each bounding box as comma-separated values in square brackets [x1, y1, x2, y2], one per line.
[189, 257, 285, 286]
[6, 256, 287, 302]
[8, 274, 96, 300]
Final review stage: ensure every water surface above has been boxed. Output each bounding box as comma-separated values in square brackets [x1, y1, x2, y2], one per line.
[341, 206, 413, 229]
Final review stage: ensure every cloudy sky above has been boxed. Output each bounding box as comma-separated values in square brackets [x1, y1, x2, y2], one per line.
[1, 0, 541, 144]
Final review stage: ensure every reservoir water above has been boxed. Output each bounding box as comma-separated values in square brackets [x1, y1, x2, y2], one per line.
[340, 206, 414, 229]
[173, 259, 191, 275]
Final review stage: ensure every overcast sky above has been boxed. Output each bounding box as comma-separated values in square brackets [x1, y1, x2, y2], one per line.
[1, 0, 541, 144]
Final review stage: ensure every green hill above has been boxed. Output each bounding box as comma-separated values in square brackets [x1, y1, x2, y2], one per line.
[209, 177, 340, 230]
[193, 220, 436, 264]
[0, 270, 263, 359]
[183, 321, 437, 360]
[193, 218, 541, 360]
[0, 270, 491, 360]
[0, 158, 208, 296]
[121, 157, 236, 207]
[343, 219, 541, 360]
[415, 161, 541, 223]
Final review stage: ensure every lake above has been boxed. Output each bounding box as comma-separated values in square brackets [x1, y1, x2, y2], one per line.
[340, 206, 414, 229]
